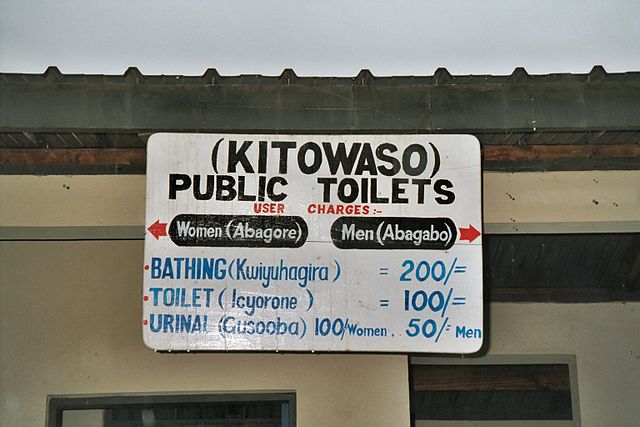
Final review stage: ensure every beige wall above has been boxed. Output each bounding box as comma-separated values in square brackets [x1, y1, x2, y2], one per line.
[0, 240, 410, 427]
[2, 242, 639, 426]
[2, 171, 639, 231]
[489, 303, 639, 426]
[1, 173, 639, 426]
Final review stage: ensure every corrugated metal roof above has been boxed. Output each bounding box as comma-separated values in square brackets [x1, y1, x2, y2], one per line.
[2, 66, 640, 133]
[2, 65, 638, 85]
[1, 66, 638, 173]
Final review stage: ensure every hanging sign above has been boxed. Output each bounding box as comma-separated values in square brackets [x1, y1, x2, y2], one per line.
[143, 133, 483, 353]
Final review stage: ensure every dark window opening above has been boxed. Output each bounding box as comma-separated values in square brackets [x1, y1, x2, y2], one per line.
[47, 392, 295, 427]
[410, 360, 578, 424]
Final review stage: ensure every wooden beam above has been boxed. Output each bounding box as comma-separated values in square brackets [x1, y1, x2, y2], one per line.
[1, 144, 638, 167]
[483, 144, 640, 161]
[0, 148, 146, 166]
[410, 364, 570, 391]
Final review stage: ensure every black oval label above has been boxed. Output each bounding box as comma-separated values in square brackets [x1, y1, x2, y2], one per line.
[169, 214, 308, 248]
[330, 216, 457, 250]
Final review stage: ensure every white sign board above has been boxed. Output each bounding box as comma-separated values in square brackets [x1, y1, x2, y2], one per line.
[144, 133, 483, 353]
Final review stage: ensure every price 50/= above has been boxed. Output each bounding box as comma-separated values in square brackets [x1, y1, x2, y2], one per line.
[406, 317, 450, 343]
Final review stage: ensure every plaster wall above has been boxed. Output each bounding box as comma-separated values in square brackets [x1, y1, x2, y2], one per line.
[1, 173, 639, 426]
[0, 240, 410, 427]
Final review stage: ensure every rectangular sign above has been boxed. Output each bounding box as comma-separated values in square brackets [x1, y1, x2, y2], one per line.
[143, 133, 483, 353]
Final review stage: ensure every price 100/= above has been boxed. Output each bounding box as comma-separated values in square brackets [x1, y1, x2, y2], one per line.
[404, 289, 454, 316]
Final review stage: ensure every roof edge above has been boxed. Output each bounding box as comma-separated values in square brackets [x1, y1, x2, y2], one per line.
[3, 65, 640, 85]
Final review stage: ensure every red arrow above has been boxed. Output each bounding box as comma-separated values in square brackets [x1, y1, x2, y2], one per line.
[459, 224, 481, 243]
[147, 219, 167, 240]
